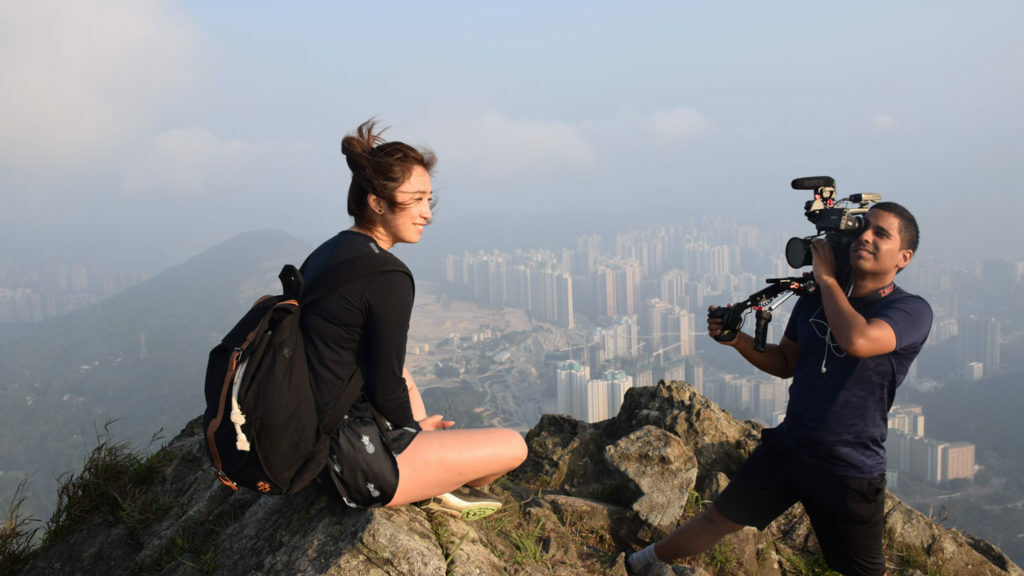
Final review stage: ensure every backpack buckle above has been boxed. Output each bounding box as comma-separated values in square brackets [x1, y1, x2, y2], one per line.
[215, 469, 239, 491]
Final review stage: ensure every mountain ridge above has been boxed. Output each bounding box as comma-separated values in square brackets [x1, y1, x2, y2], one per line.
[0, 229, 312, 524]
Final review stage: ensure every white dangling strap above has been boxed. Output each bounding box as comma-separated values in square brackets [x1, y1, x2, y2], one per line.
[230, 358, 251, 451]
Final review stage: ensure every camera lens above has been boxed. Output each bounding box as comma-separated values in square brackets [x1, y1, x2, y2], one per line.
[786, 237, 812, 268]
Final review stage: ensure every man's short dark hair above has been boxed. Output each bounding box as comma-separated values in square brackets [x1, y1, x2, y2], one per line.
[871, 201, 919, 253]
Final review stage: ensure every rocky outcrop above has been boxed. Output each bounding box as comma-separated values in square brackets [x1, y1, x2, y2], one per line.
[17, 381, 1022, 575]
[517, 381, 1023, 576]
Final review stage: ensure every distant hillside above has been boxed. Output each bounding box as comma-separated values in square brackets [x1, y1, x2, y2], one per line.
[904, 366, 1024, 564]
[917, 369, 1024, 458]
[0, 229, 311, 523]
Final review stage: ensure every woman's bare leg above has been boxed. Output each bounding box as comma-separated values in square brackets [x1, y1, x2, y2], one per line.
[388, 427, 527, 506]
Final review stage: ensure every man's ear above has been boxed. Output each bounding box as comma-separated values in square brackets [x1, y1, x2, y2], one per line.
[897, 249, 913, 272]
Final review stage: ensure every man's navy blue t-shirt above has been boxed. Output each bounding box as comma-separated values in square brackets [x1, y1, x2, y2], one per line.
[780, 284, 932, 477]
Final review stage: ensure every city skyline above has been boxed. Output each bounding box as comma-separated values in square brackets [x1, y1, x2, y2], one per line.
[5, 216, 1021, 365]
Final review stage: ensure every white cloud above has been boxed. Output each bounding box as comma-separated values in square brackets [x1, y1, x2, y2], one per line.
[0, 0, 198, 170]
[646, 108, 713, 143]
[422, 106, 712, 181]
[584, 107, 714, 146]
[870, 114, 898, 133]
[437, 111, 596, 180]
[121, 127, 319, 198]
[406, 106, 715, 215]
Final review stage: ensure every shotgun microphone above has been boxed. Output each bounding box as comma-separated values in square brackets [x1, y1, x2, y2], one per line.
[791, 176, 835, 190]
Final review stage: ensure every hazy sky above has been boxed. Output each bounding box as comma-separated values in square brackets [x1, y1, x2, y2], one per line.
[2, 1, 1022, 267]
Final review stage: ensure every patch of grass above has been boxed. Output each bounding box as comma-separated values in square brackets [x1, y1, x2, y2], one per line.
[3, 424, 175, 575]
[430, 514, 454, 545]
[42, 422, 169, 548]
[558, 508, 615, 554]
[506, 516, 547, 564]
[428, 515, 472, 569]
[782, 551, 842, 576]
[0, 478, 40, 576]
[890, 546, 945, 576]
[702, 540, 738, 575]
[684, 489, 708, 516]
[445, 530, 471, 568]
[134, 525, 217, 576]
[468, 510, 513, 565]
[476, 500, 551, 568]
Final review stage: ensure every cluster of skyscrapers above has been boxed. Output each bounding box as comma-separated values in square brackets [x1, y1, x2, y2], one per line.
[886, 405, 976, 486]
[441, 217, 1015, 487]
[444, 249, 575, 328]
[445, 220, 784, 424]
[443, 220, 771, 377]
[0, 260, 149, 322]
[554, 360, 634, 423]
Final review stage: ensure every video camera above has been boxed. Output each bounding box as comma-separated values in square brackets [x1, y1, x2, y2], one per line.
[784, 176, 881, 271]
[708, 176, 880, 352]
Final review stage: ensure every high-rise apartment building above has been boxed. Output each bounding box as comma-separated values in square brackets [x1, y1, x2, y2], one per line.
[685, 357, 704, 394]
[509, 265, 531, 310]
[659, 269, 689, 310]
[446, 249, 573, 327]
[889, 404, 926, 437]
[556, 360, 590, 418]
[640, 298, 695, 360]
[887, 424, 976, 484]
[593, 369, 633, 423]
[595, 315, 639, 361]
[555, 272, 574, 329]
[590, 259, 641, 319]
[556, 363, 633, 423]
[945, 442, 976, 481]
[960, 315, 1000, 374]
[575, 233, 601, 277]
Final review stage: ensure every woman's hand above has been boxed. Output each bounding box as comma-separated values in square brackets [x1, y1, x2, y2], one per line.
[418, 414, 455, 431]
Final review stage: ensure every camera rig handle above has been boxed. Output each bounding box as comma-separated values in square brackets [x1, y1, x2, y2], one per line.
[709, 274, 817, 352]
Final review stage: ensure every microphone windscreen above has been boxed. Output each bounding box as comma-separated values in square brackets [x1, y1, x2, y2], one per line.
[792, 176, 835, 190]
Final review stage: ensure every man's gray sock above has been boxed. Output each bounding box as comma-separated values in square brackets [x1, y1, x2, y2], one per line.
[627, 543, 659, 571]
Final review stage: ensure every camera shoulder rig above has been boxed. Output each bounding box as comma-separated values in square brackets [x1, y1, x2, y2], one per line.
[709, 274, 817, 352]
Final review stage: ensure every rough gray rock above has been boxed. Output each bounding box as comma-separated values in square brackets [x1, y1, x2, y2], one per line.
[604, 425, 697, 538]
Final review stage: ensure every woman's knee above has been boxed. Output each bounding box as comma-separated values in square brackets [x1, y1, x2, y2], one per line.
[500, 428, 528, 468]
[477, 428, 527, 474]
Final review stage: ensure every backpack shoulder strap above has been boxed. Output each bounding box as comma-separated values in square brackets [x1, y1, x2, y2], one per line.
[279, 265, 304, 301]
[296, 251, 412, 306]
[292, 251, 412, 435]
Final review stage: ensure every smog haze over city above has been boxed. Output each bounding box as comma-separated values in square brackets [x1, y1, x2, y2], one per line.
[2, 1, 1022, 270]
[6, 0, 1024, 564]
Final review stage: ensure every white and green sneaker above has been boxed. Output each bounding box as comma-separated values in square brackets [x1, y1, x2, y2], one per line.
[418, 486, 502, 520]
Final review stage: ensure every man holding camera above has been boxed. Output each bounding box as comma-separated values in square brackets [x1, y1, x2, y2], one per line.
[628, 202, 932, 576]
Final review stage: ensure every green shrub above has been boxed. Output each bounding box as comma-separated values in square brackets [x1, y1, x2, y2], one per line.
[0, 478, 39, 576]
[42, 423, 168, 547]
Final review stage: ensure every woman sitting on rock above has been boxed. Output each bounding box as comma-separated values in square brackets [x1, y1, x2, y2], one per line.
[300, 118, 527, 520]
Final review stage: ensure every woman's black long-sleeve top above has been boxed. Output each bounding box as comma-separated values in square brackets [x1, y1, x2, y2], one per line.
[299, 230, 418, 431]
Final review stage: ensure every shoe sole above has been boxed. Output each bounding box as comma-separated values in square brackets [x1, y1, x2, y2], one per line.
[419, 499, 500, 521]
